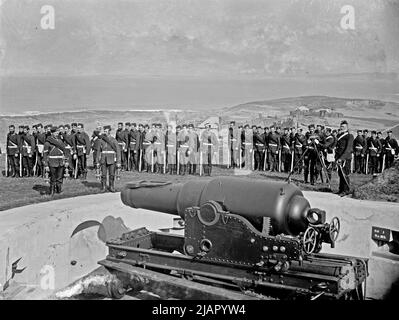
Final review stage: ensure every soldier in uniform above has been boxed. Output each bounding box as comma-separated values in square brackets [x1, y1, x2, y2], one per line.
[376, 131, 384, 173]
[335, 121, 354, 196]
[262, 127, 270, 171]
[229, 121, 241, 168]
[367, 131, 382, 175]
[135, 124, 145, 171]
[61, 124, 76, 178]
[91, 126, 102, 170]
[383, 131, 398, 169]
[128, 123, 138, 171]
[5, 125, 21, 177]
[268, 126, 280, 172]
[166, 124, 177, 174]
[74, 123, 91, 179]
[304, 124, 318, 185]
[241, 125, 253, 170]
[281, 127, 292, 173]
[362, 129, 370, 174]
[34, 124, 46, 177]
[21, 126, 36, 177]
[115, 123, 128, 171]
[253, 126, 265, 171]
[154, 123, 166, 173]
[140, 124, 152, 172]
[187, 124, 199, 174]
[293, 128, 306, 174]
[200, 124, 218, 176]
[321, 128, 336, 182]
[96, 125, 121, 192]
[353, 130, 366, 174]
[43, 126, 68, 195]
[177, 124, 189, 175]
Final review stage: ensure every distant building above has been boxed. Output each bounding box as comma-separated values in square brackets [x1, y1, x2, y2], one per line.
[197, 116, 220, 129]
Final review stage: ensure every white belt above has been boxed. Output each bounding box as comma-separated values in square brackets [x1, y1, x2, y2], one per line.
[77, 145, 85, 148]
[295, 145, 302, 148]
[255, 143, 264, 146]
[244, 143, 252, 145]
[203, 143, 213, 146]
[65, 146, 72, 149]
[167, 144, 175, 147]
[283, 145, 290, 149]
[7, 146, 18, 148]
[180, 145, 189, 147]
[102, 151, 115, 154]
[231, 139, 237, 141]
[49, 156, 64, 159]
[355, 146, 363, 149]
[269, 143, 277, 147]
[154, 142, 162, 145]
[369, 147, 377, 150]
[143, 142, 151, 145]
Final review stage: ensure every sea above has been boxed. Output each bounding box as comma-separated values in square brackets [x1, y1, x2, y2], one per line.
[1, 75, 398, 116]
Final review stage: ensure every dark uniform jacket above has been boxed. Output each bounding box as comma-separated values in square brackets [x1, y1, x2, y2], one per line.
[253, 133, 265, 152]
[129, 130, 140, 151]
[268, 132, 280, 154]
[43, 136, 68, 167]
[335, 131, 354, 161]
[91, 132, 102, 153]
[21, 134, 36, 157]
[6, 133, 21, 156]
[367, 137, 382, 157]
[62, 133, 76, 155]
[35, 132, 47, 155]
[353, 135, 366, 156]
[96, 135, 121, 165]
[115, 129, 128, 152]
[322, 134, 336, 154]
[384, 137, 398, 155]
[294, 133, 306, 155]
[75, 132, 91, 156]
[280, 134, 292, 154]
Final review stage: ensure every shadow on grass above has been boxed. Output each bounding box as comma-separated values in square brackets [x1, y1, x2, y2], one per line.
[33, 184, 50, 195]
[81, 180, 102, 190]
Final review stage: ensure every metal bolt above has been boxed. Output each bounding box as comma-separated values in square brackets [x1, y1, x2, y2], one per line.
[263, 246, 269, 252]
[273, 246, 278, 251]
[280, 246, 286, 252]
[250, 238, 255, 244]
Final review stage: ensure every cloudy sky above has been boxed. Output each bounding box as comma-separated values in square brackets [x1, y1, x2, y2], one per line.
[1, 0, 398, 77]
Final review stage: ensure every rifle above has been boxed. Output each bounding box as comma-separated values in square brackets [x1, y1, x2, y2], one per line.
[381, 154, 386, 173]
[290, 149, 295, 173]
[365, 153, 369, 175]
[199, 151, 202, 176]
[5, 153, 8, 177]
[263, 148, 267, 171]
[151, 149, 154, 173]
[33, 150, 38, 176]
[350, 153, 354, 174]
[44, 166, 50, 184]
[95, 164, 101, 180]
[239, 147, 242, 169]
[74, 156, 79, 179]
[127, 146, 130, 171]
[278, 149, 282, 172]
[163, 151, 166, 174]
[139, 149, 142, 172]
[177, 151, 180, 175]
[19, 153, 22, 177]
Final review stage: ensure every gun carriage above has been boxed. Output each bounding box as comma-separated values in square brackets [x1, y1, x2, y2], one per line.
[99, 177, 368, 300]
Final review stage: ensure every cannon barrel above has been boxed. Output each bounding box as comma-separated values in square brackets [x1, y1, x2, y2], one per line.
[120, 177, 312, 235]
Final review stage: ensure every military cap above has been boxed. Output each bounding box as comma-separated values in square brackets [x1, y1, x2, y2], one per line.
[138, 123, 143, 127]
[363, 129, 368, 133]
[157, 123, 162, 128]
[251, 125, 257, 128]
[125, 122, 130, 126]
[64, 124, 71, 129]
[244, 124, 249, 128]
[357, 129, 362, 133]
[276, 126, 281, 130]
[230, 121, 236, 124]
[71, 123, 77, 127]
[332, 129, 337, 133]
[118, 122, 123, 126]
[151, 123, 156, 127]
[9, 124, 15, 128]
[257, 126, 262, 129]
[182, 124, 187, 127]
[58, 125, 64, 129]
[131, 123, 137, 126]
[78, 123, 84, 128]
[298, 128, 303, 132]
[103, 125, 111, 130]
[308, 124, 315, 129]
[387, 130, 392, 134]
[377, 131, 382, 135]
[176, 125, 182, 129]
[25, 126, 30, 130]
[238, 125, 243, 128]
[50, 126, 57, 133]
[340, 120, 348, 125]
[19, 125, 24, 129]
[284, 127, 289, 131]
[32, 124, 37, 129]
[371, 130, 377, 134]
[264, 127, 269, 130]
[188, 124, 194, 128]
[37, 123, 43, 128]
[47, 124, 53, 128]
[325, 127, 332, 132]
[144, 124, 149, 128]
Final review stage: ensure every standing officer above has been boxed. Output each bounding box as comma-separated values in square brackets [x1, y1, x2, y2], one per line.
[304, 124, 318, 185]
[268, 126, 280, 172]
[128, 123, 138, 171]
[262, 127, 270, 171]
[321, 127, 336, 182]
[383, 131, 398, 169]
[242, 125, 253, 170]
[62, 124, 76, 178]
[200, 124, 218, 176]
[43, 126, 68, 195]
[293, 128, 306, 174]
[229, 121, 241, 168]
[281, 127, 292, 173]
[253, 126, 265, 171]
[5, 125, 21, 177]
[21, 126, 36, 177]
[177, 124, 189, 175]
[74, 123, 91, 179]
[335, 120, 354, 196]
[187, 124, 199, 175]
[353, 129, 366, 173]
[166, 124, 177, 174]
[115, 122, 128, 171]
[362, 129, 370, 173]
[135, 124, 144, 171]
[34, 124, 46, 177]
[367, 131, 382, 175]
[96, 125, 121, 192]
[91, 126, 102, 170]
[376, 131, 384, 173]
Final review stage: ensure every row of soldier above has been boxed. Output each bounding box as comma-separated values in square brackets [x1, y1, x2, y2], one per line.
[228, 122, 398, 184]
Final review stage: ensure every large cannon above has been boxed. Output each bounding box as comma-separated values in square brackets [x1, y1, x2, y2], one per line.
[100, 177, 368, 300]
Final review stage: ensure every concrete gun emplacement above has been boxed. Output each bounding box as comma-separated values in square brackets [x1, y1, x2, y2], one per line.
[101, 177, 368, 300]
